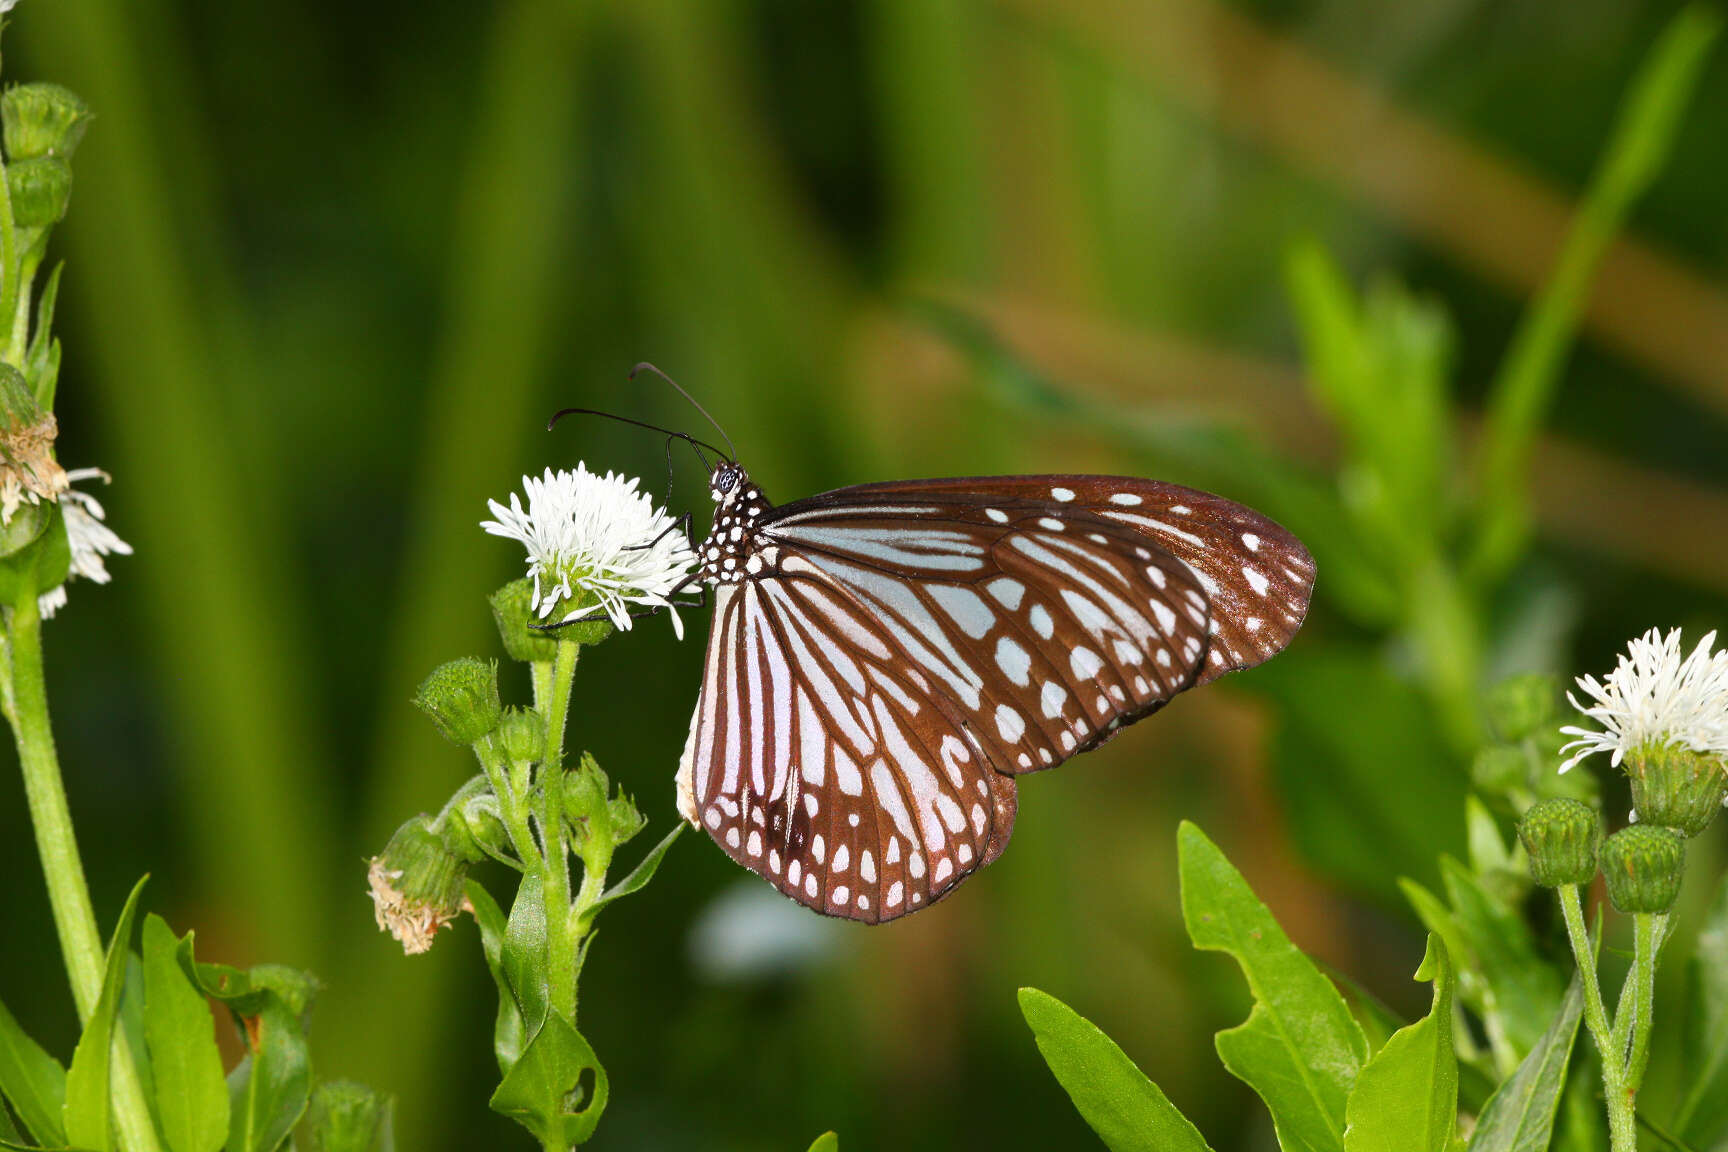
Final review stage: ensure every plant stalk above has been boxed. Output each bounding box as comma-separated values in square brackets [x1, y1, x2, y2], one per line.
[7, 589, 161, 1152]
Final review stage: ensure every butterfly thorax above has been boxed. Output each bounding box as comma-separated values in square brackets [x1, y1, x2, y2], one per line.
[699, 464, 778, 584]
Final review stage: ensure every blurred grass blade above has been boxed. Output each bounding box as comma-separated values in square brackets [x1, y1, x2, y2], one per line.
[1341, 936, 1457, 1152]
[1018, 987, 1214, 1152]
[805, 1133, 839, 1152]
[1179, 822, 1366, 1152]
[0, 996, 67, 1146]
[63, 876, 147, 1152]
[141, 917, 227, 1152]
[1469, 5, 1720, 580]
[1468, 970, 1584, 1152]
[1675, 872, 1728, 1144]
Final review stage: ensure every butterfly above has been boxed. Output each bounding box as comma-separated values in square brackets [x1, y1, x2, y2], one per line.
[669, 461, 1315, 923]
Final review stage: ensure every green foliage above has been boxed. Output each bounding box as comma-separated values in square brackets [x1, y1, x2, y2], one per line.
[63, 876, 147, 1152]
[1018, 987, 1212, 1152]
[1468, 973, 1584, 1152]
[804, 1134, 838, 1152]
[1179, 822, 1366, 1152]
[140, 916, 227, 1152]
[1401, 857, 1564, 1074]
[1340, 937, 1457, 1152]
[0, 996, 67, 1145]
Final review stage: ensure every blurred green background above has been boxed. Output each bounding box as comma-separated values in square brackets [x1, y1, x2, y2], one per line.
[2, 0, 1727, 1148]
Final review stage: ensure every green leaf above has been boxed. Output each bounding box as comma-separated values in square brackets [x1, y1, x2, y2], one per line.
[225, 971, 314, 1152]
[1178, 822, 1366, 1152]
[0, 506, 71, 607]
[141, 917, 228, 1152]
[592, 823, 684, 913]
[117, 957, 155, 1127]
[805, 1134, 838, 1152]
[488, 1016, 608, 1147]
[464, 879, 526, 1075]
[1343, 936, 1458, 1152]
[501, 875, 551, 1039]
[1018, 987, 1213, 1152]
[0, 994, 67, 1145]
[63, 876, 147, 1152]
[176, 941, 269, 1019]
[1469, 970, 1584, 1152]
[1675, 872, 1728, 1144]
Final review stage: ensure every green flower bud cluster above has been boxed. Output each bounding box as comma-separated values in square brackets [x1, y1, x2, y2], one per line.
[1518, 800, 1689, 914]
[2, 84, 90, 230]
[561, 752, 646, 855]
[1473, 674, 1597, 806]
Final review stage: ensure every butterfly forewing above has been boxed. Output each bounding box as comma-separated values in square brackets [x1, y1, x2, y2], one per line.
[802, 475, 1316, 684]
[678, 468, 1315, 922]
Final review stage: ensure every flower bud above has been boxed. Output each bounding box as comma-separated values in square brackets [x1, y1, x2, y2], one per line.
[1487, 674, 1558, 742]
[562, 753, 609, 835]
[2, 84, 91, 162]
[607, 791, 646, 846]
[496, 706, 545, 763]
[1600, 825, 1685, 914]
[489, 578, 560, 663]
[412, 657, 501, 745]
[300, 1080, 392, 1152]
[367, 814, 477, 954]
[7, 156, 71, 228]
[1471, 744, 1527, 796]
[1517, 798, 1601, 887]
[1625, 741, 1727, 837]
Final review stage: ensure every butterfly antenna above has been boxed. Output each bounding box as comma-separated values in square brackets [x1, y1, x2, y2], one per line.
[630, 362, 737, 463]
[546, 406, 722, 469]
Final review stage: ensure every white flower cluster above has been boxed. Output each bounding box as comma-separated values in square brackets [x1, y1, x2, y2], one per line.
[38, 468, 133, 619]
[1560, 628, 1728, 772]
[482, 465, 696, 638]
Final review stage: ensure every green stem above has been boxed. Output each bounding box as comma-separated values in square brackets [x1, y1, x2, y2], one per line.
[7, 591, 160, 1152]
[544, 639, 579, 765]
[1558, 885, 1614, 1052]
[1625, 913, 1666, 1091]
[1559, 884, 1634, 1152]
[539, 638, 582, 1021]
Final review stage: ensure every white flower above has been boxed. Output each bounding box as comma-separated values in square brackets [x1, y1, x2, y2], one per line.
[38, 467, 132, 619]
[482, 464, 696, 639]
[1559, 628, 1728, 773]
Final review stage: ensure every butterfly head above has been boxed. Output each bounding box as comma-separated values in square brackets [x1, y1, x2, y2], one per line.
[700, 461, 775, 584]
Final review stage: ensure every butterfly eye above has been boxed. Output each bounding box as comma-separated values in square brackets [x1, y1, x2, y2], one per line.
[713, 466, 740, 495]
